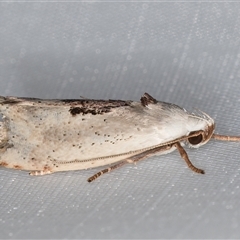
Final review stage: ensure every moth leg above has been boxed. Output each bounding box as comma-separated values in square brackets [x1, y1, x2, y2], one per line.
[29, 170, 53, 176]
[88, 161, 129, 182]
[88, 145, 173, 182]
[174, 142, 205, 174]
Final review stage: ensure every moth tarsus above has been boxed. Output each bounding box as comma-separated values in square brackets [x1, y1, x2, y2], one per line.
[174, 142, 205, 174]
[0, 93, 239, 182]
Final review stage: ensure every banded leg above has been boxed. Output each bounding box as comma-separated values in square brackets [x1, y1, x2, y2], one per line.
[88, 144, 172, 182]
[88, 161, 129, 182]
[174, 142, 204, 174]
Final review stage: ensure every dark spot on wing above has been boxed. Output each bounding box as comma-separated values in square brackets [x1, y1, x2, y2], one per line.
[0, 161, 8, 167]
[69, 107, 82, 116]
[69, 100, 132, 116]
[13, 165, 22, 169]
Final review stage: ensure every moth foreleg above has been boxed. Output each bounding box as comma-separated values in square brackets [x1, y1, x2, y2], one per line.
[174, 142, 205, 174]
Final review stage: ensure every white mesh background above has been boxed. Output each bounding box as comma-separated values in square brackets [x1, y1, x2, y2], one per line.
[0, 2, 240, 239]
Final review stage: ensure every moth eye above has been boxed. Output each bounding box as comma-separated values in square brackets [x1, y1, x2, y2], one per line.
[188, 132, 203, 145]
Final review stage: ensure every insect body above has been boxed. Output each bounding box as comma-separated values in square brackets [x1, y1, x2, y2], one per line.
[0, 93, 239, 182]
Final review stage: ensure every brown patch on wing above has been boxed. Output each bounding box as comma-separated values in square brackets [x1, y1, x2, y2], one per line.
[43, 165, 52, 172]
[140, 93, 157, 107]
[13, 165, 22, 169]
[69, 107, 82, 116]
[0, 161, 8, 167]
[69, 100, 131, 116]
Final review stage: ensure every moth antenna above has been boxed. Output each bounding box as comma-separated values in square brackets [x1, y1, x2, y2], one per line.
[212, 134, 240, 141]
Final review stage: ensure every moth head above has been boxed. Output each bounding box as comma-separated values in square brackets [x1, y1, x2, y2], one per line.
[187, 112, 215, 148]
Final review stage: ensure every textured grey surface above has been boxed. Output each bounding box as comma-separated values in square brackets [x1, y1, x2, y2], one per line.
[0, 2, 240, 239]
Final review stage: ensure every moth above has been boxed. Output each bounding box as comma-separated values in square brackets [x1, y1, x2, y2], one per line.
[0, 93, 239, 182]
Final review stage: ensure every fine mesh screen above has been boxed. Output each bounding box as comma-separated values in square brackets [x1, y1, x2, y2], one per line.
[0, 2, 240, 239]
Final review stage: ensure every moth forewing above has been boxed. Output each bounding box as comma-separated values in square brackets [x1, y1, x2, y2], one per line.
[0, 93, 239, 182]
